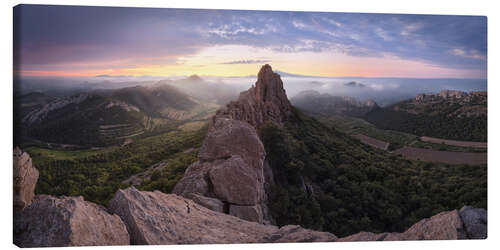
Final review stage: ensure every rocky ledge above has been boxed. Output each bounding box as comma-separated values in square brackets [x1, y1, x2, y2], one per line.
[109, 187, 337, 244]
[339, 206, 487, 241]
[14, 195, 130, 247]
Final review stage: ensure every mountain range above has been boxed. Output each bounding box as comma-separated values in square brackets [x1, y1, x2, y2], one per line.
[16, 82, 218, 147]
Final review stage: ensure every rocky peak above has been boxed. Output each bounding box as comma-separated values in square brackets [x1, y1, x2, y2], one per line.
[173, 65, 293, 223]
[254, 64, 290, 105]
[216, 64, 292, 129]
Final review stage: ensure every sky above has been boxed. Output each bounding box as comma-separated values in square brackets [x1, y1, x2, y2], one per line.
[13, 5, 487, 78]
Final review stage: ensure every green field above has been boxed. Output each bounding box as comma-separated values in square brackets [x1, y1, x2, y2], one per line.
[315, 114, 487, 153]
[315, 114, 417, 150]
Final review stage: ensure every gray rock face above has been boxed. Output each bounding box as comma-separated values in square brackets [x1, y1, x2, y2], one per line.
[13, 147, 39, 210]
[208, 155, 263, 205]
[459, 206, 487, 239]
[108, 187, 337, 245]
[14, 195, 130, 247]
[229, 204, 263, 224]
[267, 225, 338, 243]
[186, 193, 224, 213]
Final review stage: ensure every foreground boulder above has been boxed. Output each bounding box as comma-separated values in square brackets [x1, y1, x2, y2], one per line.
[459, 206, 487, 239]
[109, 187, 337, 245]
[14, 195, 130, 247]
[13, 147, 39, 210]
[339, 207, 487, 241]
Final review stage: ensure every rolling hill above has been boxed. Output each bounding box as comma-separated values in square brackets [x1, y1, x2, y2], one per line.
[363, 90, 487, 142]
[17, 83, 218, 147]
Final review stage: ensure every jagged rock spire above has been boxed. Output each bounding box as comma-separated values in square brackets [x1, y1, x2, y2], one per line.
[254, 64, 292, 113]
[215, 64, 292, 129]
[173, 65, 293, 223]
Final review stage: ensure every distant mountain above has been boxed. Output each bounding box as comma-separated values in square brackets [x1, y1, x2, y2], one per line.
[344, 81, 366, 88]
[110, 83, 197, 117]
[364, 90, 487, 141]
[17, 83, 217, 147]
[290, 90, 378, 117]
[14, 92, 56, 117]
[160, 75, 239, 105]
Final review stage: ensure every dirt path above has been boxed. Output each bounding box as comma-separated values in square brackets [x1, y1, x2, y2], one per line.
[352, 134, 389, 150]
[420, 136, 487, 148]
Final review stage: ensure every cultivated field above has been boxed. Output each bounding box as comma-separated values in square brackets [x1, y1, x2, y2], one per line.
[420, 136, 487, 148]
[393, 146, 487, 165]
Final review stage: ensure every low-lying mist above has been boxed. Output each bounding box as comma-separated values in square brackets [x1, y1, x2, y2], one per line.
[15, 75, 487, 107]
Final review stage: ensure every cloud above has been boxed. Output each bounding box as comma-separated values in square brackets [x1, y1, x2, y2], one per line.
[448, 48, 486, 60]
[220, 59, 271, 65]
[96, 74, 133, 78]
[14, 6, 487, 77]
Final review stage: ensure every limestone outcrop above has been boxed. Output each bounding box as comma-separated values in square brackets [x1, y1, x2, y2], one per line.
[13, 147, 39, 210]
[173, 64, 292, 223]
[215, 64, 292, 129]
[108, 187, 337, 245]
[14, 195, 130, 247]
[338, 207, 487, 241]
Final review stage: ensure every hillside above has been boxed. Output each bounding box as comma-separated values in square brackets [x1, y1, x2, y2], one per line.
[291, 90, 378, 117]
[17, 83, 218, 147]
[363, 90, 487, 142]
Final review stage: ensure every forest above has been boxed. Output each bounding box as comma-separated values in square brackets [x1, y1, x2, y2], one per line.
[259, 108, 487, 237]
[30, 126, 207, 206]
[363, 108, 487, 142]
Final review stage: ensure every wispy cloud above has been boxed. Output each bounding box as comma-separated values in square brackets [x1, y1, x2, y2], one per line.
[448, 48, 486, 60]
[14, 6, 487, 78]
[220, 59, 271, 65]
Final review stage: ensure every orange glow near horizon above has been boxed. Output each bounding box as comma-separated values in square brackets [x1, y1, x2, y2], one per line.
[15, 45, 487, 79]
